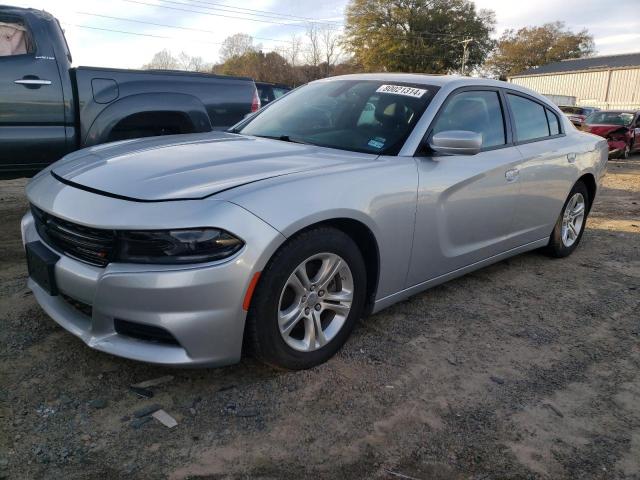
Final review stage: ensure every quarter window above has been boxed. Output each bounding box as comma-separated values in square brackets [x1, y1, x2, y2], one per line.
[508, 94, 550, 142]
[432, 91, 506, 148]
[546, 109, 560, 136]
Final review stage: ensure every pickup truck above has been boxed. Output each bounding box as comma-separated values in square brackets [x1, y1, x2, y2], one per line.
[0, 5, 261, 177]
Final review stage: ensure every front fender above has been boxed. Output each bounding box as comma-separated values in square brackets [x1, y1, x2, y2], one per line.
[83, 93, 212, 147]
[218, 157, 419, 300]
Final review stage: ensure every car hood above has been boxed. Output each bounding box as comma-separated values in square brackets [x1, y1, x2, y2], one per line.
[582, 124, 628, 137]
[51, 132, 375, 201]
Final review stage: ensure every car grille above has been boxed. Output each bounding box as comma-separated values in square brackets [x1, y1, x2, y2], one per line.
[31, 205, 116, 267]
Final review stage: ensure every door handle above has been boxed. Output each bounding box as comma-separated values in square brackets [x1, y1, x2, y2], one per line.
[14, 78, 52, 86]
[505, 168, 519, 182]
[567, 152, 577, 163]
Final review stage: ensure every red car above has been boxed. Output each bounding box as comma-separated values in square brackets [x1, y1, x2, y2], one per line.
[559, 105, 599, 127]
[582, 110, 640, 158]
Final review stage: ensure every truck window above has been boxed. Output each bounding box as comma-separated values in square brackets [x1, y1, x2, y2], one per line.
[0, 18, 34, 56]
[273, 87, 289, 98]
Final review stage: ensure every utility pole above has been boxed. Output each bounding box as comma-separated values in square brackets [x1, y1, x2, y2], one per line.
[460, 38, 472, 76]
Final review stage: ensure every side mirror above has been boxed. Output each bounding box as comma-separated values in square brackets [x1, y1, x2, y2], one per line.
[428, 130, 482, 156]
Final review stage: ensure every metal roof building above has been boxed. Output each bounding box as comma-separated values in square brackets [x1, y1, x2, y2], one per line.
[508, 53, 640, 110]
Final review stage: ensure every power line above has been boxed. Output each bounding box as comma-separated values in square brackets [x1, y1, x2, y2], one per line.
[347, 27, 473, 39]
[76, 12, 296, 44]
[65, 22, 310, 58]
[124, 0, 327, 29]
[66, 23, 222, 46]
[65, 22, 453, 61]
[68, 22, 461, 63]
[179, 0, 343, 26]
[157, 0, 328, 25]
[122, 0, 470, 40]
[67, 23, 453, 63]
[67, 23, 184, 40]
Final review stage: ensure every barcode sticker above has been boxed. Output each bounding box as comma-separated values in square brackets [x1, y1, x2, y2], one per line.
[376, 84, 427, 98]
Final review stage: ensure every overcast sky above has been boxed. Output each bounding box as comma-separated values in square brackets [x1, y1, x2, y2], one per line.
[4, 0, 639, 69]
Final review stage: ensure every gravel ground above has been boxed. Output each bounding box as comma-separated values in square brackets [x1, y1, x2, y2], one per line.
[1, 155, 639, 480]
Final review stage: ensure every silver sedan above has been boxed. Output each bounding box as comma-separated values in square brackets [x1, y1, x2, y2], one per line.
[21, 74, 608, 369]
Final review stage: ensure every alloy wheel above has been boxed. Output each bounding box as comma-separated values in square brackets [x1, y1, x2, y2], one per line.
[561, 192, 586, 247]
[277, 253, 354, 352]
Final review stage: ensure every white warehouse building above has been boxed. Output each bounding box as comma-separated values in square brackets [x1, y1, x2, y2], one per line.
[508, 52, 640, 110]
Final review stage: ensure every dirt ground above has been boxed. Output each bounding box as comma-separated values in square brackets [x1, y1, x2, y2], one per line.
[1, 155, 639, 480]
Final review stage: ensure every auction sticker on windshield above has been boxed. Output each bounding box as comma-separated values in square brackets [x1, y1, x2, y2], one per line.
[376, 84, 427, 98]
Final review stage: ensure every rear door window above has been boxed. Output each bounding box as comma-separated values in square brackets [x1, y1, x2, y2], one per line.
[508, 94, 550, 142]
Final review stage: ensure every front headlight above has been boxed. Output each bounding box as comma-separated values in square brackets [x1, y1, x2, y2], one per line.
[117, 228, 244, 264]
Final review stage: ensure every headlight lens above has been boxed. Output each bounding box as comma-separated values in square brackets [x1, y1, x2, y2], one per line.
[117, 228, 244, 264]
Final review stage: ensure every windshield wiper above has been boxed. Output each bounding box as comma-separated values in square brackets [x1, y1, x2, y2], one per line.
[254, 134, 314, 145]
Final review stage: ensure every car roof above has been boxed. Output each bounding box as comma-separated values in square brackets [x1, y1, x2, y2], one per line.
[315, 73, 552, 103]
[317, 73, 501, 87]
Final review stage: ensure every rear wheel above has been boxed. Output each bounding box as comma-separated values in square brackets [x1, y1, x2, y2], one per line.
[545, 182, 589, 258]
[246, 227, 366, 370]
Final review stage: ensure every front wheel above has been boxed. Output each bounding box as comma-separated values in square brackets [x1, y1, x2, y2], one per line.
[545, 182, 590, 258]
[245, 227, 367, 370]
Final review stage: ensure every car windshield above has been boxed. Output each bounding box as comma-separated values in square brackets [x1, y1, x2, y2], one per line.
[237, 80, 437, 155]
[586, 111, 634, 126]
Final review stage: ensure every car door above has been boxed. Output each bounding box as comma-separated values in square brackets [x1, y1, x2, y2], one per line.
[506, 92, 581, 244]
[407, 88, 523, 286]
[0, 13, 67, 174]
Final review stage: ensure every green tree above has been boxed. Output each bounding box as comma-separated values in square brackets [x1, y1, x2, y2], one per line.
[216, 51, 293, 84]
[343, 0, 495, 73]
[486, 22, 595, 79]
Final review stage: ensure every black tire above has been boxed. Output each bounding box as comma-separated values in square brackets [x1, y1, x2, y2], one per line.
[545, 181, 590, 258]
[245, 227, 367, 370]
[622, 143, 631, 159]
